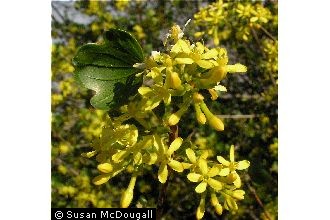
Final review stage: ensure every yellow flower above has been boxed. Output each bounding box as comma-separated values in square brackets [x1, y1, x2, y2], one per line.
[156, 136, 184, 183]
[217, 145, 250, 188]
[138, 85, 171, 111]
[187, 158, 223, 193]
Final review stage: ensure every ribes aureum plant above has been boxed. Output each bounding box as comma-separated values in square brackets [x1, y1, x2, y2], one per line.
[73, 24, 250, 219]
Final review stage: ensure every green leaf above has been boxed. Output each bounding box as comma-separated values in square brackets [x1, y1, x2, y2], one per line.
[73, 29, 144, 110]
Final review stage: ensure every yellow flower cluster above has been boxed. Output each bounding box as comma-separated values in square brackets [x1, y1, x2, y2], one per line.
[262, 38, 278, 74]
[194, 0, 229, 45]
[81, 25, 250, 217]
[115, 0, 130, 12]
[136, 24, 246, 130]
[133, 24, 146, 40]
[194, 1, 273, 43]
[186, 145, 249, 219]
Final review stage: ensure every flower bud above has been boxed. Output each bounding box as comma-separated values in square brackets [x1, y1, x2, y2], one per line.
[97, 163, 113, 173]
[170, 24, 183, 42]
[120, 175, 137, 208]
[194, 104, 206, 125]
[200, 102, 224, 131]
[214, 204, 223, 215]
[170, 71, 182, 89]
[208, 115, 224, 131]
[210, 193, 220, 207]
[168, 113, 180, 126]
[232, 190, 245, 200]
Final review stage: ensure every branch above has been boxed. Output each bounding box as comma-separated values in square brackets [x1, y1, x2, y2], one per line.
[259, 25, 277, 42]
[245, 174, 272, 220]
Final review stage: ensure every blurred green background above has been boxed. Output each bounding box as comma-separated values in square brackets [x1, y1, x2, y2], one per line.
[51, 1, 277, 219]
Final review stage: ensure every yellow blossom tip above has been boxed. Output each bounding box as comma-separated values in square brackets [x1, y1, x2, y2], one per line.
[92, 174, 111, 185]
[170, 71, 182, 89]
[209, 115, 224, 131]
[226, 64, 247, 73]
[97, 163, 113, 173]
[168, 113, 180, 126]
[120, 175, 137, 208]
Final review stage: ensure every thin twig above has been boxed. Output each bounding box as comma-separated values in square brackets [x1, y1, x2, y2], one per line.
[245, 174, 272, 220]
[259, 25, 277, 42]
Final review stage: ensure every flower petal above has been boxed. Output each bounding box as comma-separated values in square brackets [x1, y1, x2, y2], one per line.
[202, 49, 218, 59]
[225, 196, 238, 211]
[237, 160, 250, 170]
[217, 156, 230, 166]
[208, 166, 220, 177]
[112, 150, 128, 163]
[250, 17, 258, 22]
[154, 134, 166, 155]
[219, 167, 230, 176]
[187, 173, 202, 182]
[186, 148, 197, 164]
[167, 137, 183, 156]
[196, 60, 214, 69]
[198, 158, 208, 175]
[138, 87, 152, 95]
[182, 162, 192, 169]
[171, 39, 191, 53]
[168, 159, 184, 172]
[133, 152, 142, 165]
[233, 173, 242, 188]
[226, 63, 247, 73]
[207, 178, 223, 191]
[158, 162, 168, 184]
[175, 58, 194, 64]
[232, 190, 245, 200]
[214, 85, 227, 92]
[195, 181, 207, 193]
[230, 145, 235, 162]
[92, 173, 111, 185]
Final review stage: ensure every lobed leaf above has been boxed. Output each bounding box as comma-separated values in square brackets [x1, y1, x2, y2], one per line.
[73, 29, 144, 110]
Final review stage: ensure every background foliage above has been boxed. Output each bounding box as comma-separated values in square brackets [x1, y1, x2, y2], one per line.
[51, 0, 277, 219]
